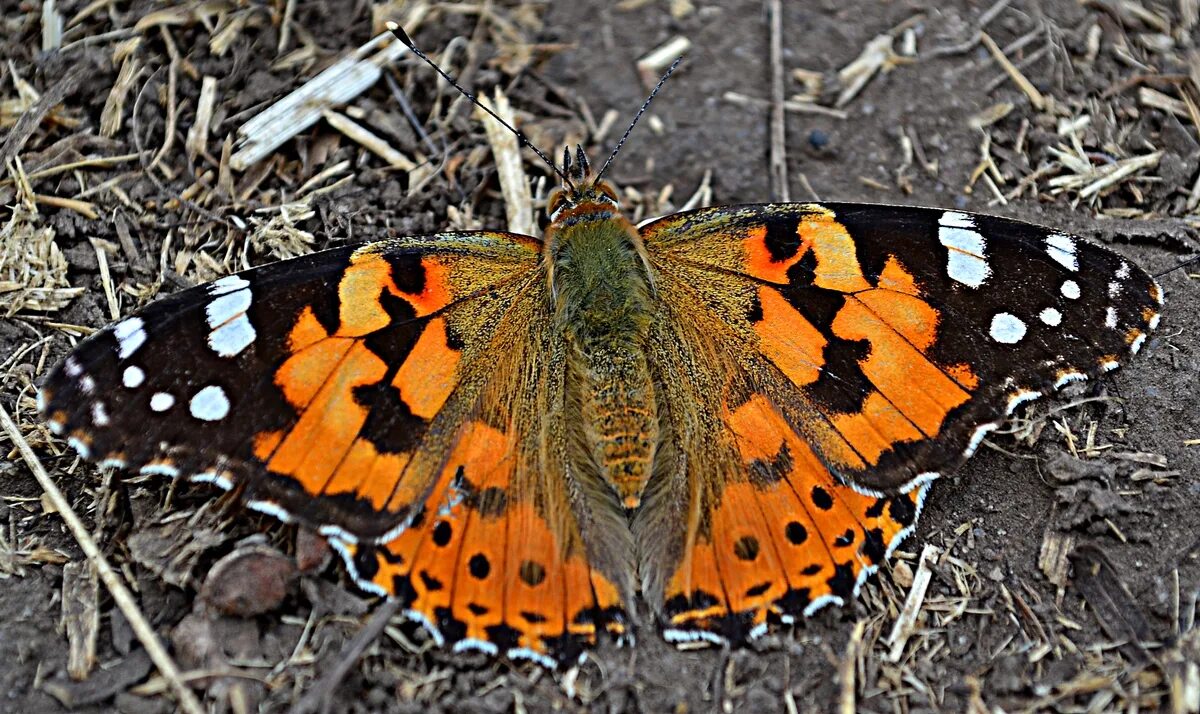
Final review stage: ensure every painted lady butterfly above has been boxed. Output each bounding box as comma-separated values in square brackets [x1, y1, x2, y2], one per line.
[39, 39, 1162, 669]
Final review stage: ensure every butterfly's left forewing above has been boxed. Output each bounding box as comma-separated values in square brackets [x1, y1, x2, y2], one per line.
[41, 231, 630, 665]
[637, 202, 1160, 639]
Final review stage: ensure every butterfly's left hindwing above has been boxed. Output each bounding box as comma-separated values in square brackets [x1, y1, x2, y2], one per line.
[637, 202, 1160, 638]
[40, 231, 632, 665]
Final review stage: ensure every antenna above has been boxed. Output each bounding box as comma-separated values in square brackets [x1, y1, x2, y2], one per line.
[386, 22, 574, 189]
[594, 56, 683, 183]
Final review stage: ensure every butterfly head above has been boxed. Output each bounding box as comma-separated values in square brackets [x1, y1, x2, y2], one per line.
[546, 145, 621, 224]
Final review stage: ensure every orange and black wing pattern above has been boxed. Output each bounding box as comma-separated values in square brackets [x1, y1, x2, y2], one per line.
[638, 202, 1161, 640]
[39, 232, 629, 667]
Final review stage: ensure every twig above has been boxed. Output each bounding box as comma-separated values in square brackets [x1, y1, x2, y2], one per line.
[722, 92, 848, 119]
[838, 620, 865, 714]
[980, 32, 1046, 110]
[766, 0, 789, 202]
[289, 597, 402, 714]
[0, 403, 205, 714]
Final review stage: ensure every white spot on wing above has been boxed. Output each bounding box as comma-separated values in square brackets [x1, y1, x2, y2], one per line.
[663, 628, 726, 645]
[1061, 280, 1081, 300]
[1045, 233, 1078, 271]
[140, 463, 180, 477]
[122, 366, 144, 388]
[1107, 281, 1121, 298]
[91, 402, 109, 426]
[402, 609, 445, 646]
[938, 212, 991, 288]
[989, 313, 1027, 344]
[1105, 306, 1118, 329]
[189, 385, 230, 421]
[453, 638, 498, 656]
[1130, 333, 1146, 354]
[190, 471, 234, 490]
[1038, 307, 1062, 326]
[64, 357, 82, 377]
[964, 423, 997, 457]
[1148, 313, 1160, 330]
[1116, 262, 1131, 279]
[507, 647, 557, 669]
[210, 274, 250, 296]
[78, 375, 95, 394]
[1054, 371, 1086, 389]
[1101, 359, 1120, 372]
[67, 436, 91, 458]
[803, 594, 844, 617]
[149, 392, 175, 412]
[113, 317, 147, 359]
[208, 314, 256, 357]
[205, 288, 252, 329]
[247, 499, 293, 523]
[1005, 389, 1041, 415]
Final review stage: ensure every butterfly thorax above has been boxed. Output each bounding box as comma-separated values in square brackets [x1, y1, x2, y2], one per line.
[543, 179, 659, 509]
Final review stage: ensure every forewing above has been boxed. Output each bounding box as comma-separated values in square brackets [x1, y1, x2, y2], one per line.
[41, 231, 632, 664]
[636, 202, 1160, 639]
[643, 202, 1161, 491]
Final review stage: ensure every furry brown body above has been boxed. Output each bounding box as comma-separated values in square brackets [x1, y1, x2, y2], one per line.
[544, 183, 659, 509]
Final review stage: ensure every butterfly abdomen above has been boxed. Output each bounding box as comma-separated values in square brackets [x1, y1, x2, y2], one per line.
[547, 203, 660, 509]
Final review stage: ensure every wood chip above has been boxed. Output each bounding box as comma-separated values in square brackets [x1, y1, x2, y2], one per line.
[185, 76, 218, 163]
[230, 31, 409, 170]
[42, 0, 63, 51]
[637, 36, 691, 90]
[62, 560, 99, 680]
[478, 89, 535, 236]
[836, 34, 898, 108]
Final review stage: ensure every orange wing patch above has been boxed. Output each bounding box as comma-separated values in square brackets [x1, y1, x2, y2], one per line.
[662, 395, 925, 639]
[741, 207, 872, 292]
[339, 420, 626, 664]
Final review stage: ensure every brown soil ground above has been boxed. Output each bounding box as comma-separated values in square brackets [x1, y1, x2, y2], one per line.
[2, 0, 1198, 712]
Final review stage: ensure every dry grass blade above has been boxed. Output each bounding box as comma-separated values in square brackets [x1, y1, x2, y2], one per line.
[322, 109, 416, 171]
[42, 0, 63, 51]
[100, 55, 141, 138]
[979, 32, 1045, 110]
[887, 543, 940, 662]
[1048, 150, 1163, 199]
[478, 89, 535, 236]
[0, 403, 206, 714]
[838, 620, 866, 713]
[766, 0, 789, 202]
[0, 196, 83, 317]
[1138, 86, 1191, 118]
[722, 92, 848, 119]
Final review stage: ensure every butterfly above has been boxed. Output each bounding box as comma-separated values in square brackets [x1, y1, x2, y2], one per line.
[38, 40, 1163, 670]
